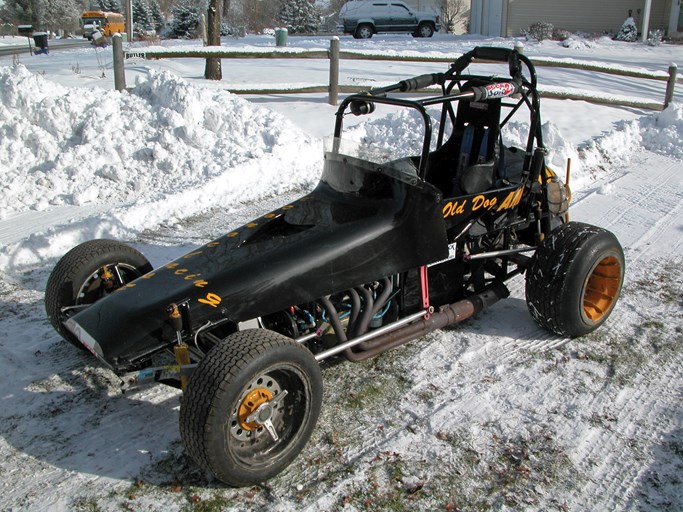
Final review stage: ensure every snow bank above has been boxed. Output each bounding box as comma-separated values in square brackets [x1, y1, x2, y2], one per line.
[0, 64, 320, 219]
[639, 103, 683, 158]
[581, 103, 683, 170]
[0, 64, 322, 270]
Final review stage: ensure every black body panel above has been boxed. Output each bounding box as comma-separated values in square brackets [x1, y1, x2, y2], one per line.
[67, 152, 448, 365]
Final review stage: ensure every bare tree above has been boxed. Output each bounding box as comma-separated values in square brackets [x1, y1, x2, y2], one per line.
[242, 0, 279, 33]
[205, 0, 221, 80]
[322, 0, 346, 17]
[440, 0, 468, 34]
[157, 0, 176, 16]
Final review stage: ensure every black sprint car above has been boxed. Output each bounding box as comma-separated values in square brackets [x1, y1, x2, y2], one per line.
[45, 47, 624, 486]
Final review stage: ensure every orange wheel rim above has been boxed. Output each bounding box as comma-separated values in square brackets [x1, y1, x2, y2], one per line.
[238, 388, 273, 430]
[583, 255, 622, 322]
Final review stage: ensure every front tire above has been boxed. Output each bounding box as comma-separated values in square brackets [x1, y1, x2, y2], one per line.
[45, 239, 152, 350]
[526, 222, 624, 337]
[354, 24, 374, 39]
[179, 329, 323, 486]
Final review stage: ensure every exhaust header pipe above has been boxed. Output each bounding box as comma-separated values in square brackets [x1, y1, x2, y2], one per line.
[315, 282, 509, 362]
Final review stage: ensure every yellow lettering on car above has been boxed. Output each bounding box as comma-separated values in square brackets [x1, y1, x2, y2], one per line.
[443, 200, 467, 218]
[472, 195, 497, 211]
[497, 187, 523, 212]
[198, 293, 221, 308]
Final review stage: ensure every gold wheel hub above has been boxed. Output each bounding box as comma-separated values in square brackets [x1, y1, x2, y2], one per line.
[238, 388, 273, 431]
[583, 255, 622, 322]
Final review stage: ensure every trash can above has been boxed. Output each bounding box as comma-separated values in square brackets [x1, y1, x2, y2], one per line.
[33, 31, 48, 54]
[275, 28, 288, 47]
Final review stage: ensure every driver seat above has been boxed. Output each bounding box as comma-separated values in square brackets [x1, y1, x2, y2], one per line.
[426, 90, 503, 197]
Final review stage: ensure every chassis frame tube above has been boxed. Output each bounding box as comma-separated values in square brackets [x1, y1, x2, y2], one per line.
[314, 310, 427, 361]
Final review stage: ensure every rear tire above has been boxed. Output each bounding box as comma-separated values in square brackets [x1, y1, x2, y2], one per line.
[179, 329, 323, 486]
[525, 222, 624, 337]
[354, 24, 374, 39]
[45, 239, 152, 350]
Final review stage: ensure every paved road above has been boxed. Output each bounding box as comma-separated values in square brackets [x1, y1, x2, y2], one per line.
[0, 38, 90, 57]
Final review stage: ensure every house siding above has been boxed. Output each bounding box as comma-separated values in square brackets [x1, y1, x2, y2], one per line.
[505, 0, 673, 37]
[404, 0, 472, 33]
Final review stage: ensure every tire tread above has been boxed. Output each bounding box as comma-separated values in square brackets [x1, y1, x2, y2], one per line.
[179, 330, 318, 483]
[45, 239, 152, 347]
[526, 222, 622, 336]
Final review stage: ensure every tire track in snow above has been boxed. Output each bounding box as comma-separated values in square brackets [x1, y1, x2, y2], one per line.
[565, 354, 683, 510]
[628, 196, 683, 262]
[571, 151, 683, 261]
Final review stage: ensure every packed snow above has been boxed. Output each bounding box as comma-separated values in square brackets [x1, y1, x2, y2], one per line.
[0, 32, 681, 511]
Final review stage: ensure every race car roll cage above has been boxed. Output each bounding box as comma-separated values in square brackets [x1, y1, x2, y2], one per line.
[334, 46, 544, 183]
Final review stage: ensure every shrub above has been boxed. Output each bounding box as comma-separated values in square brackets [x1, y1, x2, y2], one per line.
[552, 28, 571, 41]
[647, 29, 664, 46]
[522, 22, 554, 42]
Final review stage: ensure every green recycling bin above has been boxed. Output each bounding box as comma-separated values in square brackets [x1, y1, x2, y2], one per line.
[33, 32, 48, 48]
[275, 28, 288, 47]
[33, 31, 49, 54]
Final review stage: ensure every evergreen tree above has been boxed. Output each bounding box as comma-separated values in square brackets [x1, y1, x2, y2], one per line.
[43, 0, 81, 30]
[0, 0, 42, 26]
[1, 0, 82, 30]
[279, 0, 320, 34]
[93, 0, 121, 12]
[148, 0, 165, 31]
[614, 17, 638, 42]
[168, 0, 202, 38]
[133, 0, 154, 30]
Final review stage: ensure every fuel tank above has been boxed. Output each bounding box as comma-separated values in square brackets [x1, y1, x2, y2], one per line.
[65, 151, 448, 368]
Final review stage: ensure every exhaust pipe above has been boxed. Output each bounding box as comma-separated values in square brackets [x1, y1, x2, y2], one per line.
[316, 283, 509, 362]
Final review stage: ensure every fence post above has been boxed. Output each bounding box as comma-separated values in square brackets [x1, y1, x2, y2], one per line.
[329, 37, 340, 106]
[113, 34, 126, 92]
[664, 63, 677, 109]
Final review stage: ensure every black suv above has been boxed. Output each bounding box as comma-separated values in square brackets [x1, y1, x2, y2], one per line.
[337, 0, 441, 38]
